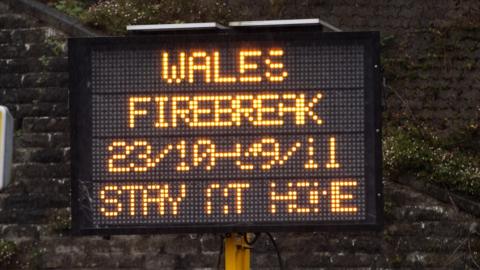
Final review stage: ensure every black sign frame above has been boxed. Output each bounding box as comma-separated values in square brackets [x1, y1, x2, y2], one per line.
[69, 30, 383, 235]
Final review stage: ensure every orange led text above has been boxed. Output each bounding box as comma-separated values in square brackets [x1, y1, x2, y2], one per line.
[161, 49, 288, 84]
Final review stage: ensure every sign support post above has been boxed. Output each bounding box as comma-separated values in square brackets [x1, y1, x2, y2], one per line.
[225, 233, 251, 270]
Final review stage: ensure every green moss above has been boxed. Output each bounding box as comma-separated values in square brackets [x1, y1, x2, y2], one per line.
[51, 216, 71, 233]
[380, 35, 395, 49]
[48, 208, 71, 234]
[53, 0, 88, 17]
[0, 240, 16, 266]
[45, 36, 65, 56]
[383, 196, 395, 222]
[80, 0, 232, 34]
[388, 254, 403, 268]
[38, 55, 50, 66]
[383, 125, 480, 199]
[381, 14, 480, 199]
[463, 59, 476, 70]
[26, 246, 44, 269]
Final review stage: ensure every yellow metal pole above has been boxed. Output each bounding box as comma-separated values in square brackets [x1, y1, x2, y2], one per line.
[224, 233, 251, 270]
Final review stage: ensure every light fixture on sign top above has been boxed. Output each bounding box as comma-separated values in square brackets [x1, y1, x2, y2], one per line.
[126, 18, 342, 33]
[126, 22, 228, 32]
[228, 18, 342, 32]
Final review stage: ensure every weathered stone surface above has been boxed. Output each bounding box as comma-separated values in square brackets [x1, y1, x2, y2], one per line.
[13, 162, 69, 178]
[0, 14, 34, 29]
[0, 224, 39, 240]
[0, 73, 21, 87]
[10, 103, 68, 118]
[163, 235, 201, 255]
[15, 132, 51, 148]
[199, 234, 222, 253]
[9, 27, 50, 44]
[0, 0, 479, 269]
[22, 116, 69, 132]
[18, 183, 70, 205]
[144, 254, 177, 270]
[0, 57, 68, 73]
[0, 2, 8, 14]
[20, 72, 69, 87]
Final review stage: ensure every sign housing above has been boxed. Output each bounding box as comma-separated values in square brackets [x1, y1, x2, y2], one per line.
[69, 30, 382, 235]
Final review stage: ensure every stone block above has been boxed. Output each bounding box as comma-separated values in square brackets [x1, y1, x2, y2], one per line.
[12, 103, 68, 119]
[13, 162, 69, 178]
[9, 28, 48, 44]
[130, 234, 176, 254]
[252, 252, 283, 269]
[13, 176, 69, 196]
[3, 191, 68, 211]
[40, 87, 68, 102]
[0, 29, 10, 43]
[24, 42, 66, 58]
[176, 253, 217, 269]
[276, 234, 327, 253]
[6, 87, 67, 104]
[0, 2, 8, 13]
[0, 14, 34, 29]
[0, 73, 22, 88]
[0, 224, 39, 240]
[391, 205, 457, 222]
[283, 252, 332, 268]
[20, 72, 68, 88]
[2, 88, 37, 103]
[328, 235, 383, 253]
[51, 132, 70, 147]
[15, 133, 50, 148]
[0, 43, 23, 58]
[0, 58, 29, 73]
[330, 252, 376, 267]
[163, 235, 201, 255]
[22, 117, 69, 132]
[0, 57, 68, 74]
[144, 254, 177, 270]
[199, 234, 222, 252]
[43, 57, 68, 72]
[0, 207, 50, 224]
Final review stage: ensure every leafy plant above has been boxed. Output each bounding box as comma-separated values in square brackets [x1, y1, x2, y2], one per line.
[81, 0, 232, 34]
[383, 126, 480, 199]
[53, 0, 88, 18]
[48, 208, 72, 234]
[45, 35, 66, 56]
[0, 240, 16, 266]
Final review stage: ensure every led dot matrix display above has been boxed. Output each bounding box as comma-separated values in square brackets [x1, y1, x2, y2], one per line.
[69, 30, 383, 234]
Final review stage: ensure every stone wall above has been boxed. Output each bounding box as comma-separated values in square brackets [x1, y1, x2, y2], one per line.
[0, 0, 479, 269]
[230, 0, 480, 136]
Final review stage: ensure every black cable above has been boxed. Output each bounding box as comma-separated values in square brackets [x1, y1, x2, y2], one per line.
[216, 233, 284, 270]
[266, 232, 284, 270]
[216, 234, 224, 270]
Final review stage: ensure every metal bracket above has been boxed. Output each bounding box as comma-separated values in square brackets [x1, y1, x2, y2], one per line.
[225, 233, 251, 270]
